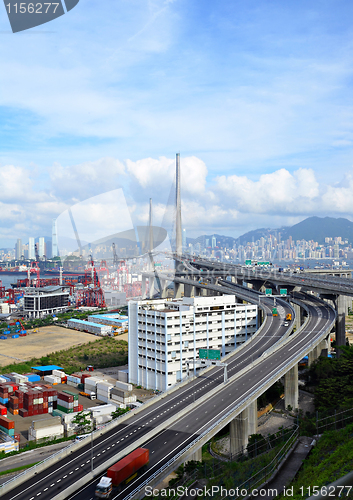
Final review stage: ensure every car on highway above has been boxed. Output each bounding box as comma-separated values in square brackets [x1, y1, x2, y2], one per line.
[284, 321, 289, 327]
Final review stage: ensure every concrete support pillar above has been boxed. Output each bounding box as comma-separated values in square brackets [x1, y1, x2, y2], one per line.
[320, 338, 328, 357]
[284, 364, 299, 410]
[229, 400, 257, 456]
[335, 295, 346, 349]
[174, 282, 183, 298]
[142, 276, 147, 299]
[247, 400, 258, 436]
[160, 279, 167, 299]
[185, 447, 202, 463]
[184, 284, 195, 297]
[149, 278, 155, 299]
[308, 346, 319, 366]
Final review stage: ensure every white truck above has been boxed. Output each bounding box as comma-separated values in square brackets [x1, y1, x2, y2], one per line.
[95, 477, 112, 498]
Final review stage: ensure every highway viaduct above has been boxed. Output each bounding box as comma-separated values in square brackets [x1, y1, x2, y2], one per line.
[1, 267, 339, 500]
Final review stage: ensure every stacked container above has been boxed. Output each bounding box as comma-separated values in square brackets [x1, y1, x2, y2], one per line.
[0, 404, 7, 417]
[110, 388, 137, 405]
[28, 416, 64, 442]
[56, 391, 83, 413]
[18, 385, 57, 417]
[96, 382, 114, 404]
[23, 374, 41, 383]
[8, 395, 19, 415]
[66, 375, 81, 387]
[115, 381, 133, 392]
[89, 404, 117, 426]
[84, 376, 102, 395]
[9, 373, 28, 384]
[43, 375, 61, 385]
[0, 416, 14, 436]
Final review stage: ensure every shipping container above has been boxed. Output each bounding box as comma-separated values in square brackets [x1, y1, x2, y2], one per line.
[106, 448, 149, 486]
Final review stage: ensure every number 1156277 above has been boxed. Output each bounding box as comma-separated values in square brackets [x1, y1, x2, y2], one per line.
[6, 3, 60, 14]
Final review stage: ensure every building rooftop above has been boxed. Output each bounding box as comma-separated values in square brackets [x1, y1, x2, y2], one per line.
[31, 365, 63, 372]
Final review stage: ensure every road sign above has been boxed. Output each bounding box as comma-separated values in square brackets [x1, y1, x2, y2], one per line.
[280, 289, 287, 295]
[265, 289, 272, 295]
[199, 349, 221, 360]
[245, 260, 252, 266]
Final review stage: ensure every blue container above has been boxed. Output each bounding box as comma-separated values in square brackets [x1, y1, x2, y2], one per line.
[12, 335, 19, 339]
[27, 374, 40, 382]
[0, 336, 7, 340]
[2, 376, 10, 382]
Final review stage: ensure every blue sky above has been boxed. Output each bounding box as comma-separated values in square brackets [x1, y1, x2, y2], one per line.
[1, 0, 353, 246]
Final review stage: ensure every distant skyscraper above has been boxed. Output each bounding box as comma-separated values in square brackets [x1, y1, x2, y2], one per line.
[38, 237, 45, 257]
[15, 239, 22, 260]
[52, 219, 58, 257]
[211, 236, 216, 248]
[28, 237, 35, 260]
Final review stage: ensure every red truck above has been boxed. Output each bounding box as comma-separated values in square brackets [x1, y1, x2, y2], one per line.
[95, 448, 149, 498]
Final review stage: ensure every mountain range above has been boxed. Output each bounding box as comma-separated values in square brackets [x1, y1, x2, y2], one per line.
[188, 217, 353, 248]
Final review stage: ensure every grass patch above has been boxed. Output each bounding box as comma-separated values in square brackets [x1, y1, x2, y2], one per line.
[0, 462, 40, 476]
[0, 436, 75, 460]
[0, 338, 128, 375]
[278, 423, 353, 500]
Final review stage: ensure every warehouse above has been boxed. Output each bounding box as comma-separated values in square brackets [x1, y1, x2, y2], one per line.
[24, 286, 69, 318]
[89, 313, 128, 328]
[67, 319, 112, 336]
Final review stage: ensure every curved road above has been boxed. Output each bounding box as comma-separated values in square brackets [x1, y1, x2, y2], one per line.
[1, 286, 335, 500]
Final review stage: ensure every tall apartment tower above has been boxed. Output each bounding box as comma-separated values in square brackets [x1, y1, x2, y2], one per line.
[28, 237, 35, 260]
[15, 239, 22, 260]
[52, 219, 58, 257]
[38, 237, 45, 258]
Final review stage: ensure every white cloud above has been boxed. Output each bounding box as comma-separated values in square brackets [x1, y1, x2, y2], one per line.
[50, 157, 126, 201]
[2, 155, 353, 245]
[214, 168, 320, 215]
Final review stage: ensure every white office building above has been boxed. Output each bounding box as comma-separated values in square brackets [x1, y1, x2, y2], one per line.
[28, 237, 35, 260]
[128, 295, 258, 391]
[38, 237, 45, 258]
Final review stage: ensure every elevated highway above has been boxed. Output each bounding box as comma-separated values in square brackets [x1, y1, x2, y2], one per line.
[0, 282, 335, 500]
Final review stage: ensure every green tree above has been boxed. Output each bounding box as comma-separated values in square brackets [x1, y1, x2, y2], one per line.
[111, 408, 130, 419]
[71, 411, 92, 435]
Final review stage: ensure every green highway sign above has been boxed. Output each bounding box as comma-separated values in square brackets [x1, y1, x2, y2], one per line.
[245, 259, 252, 266]
[280, 289, 287, 295]
[265, 289, 272, 295]
[199, 348, 221, 360]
